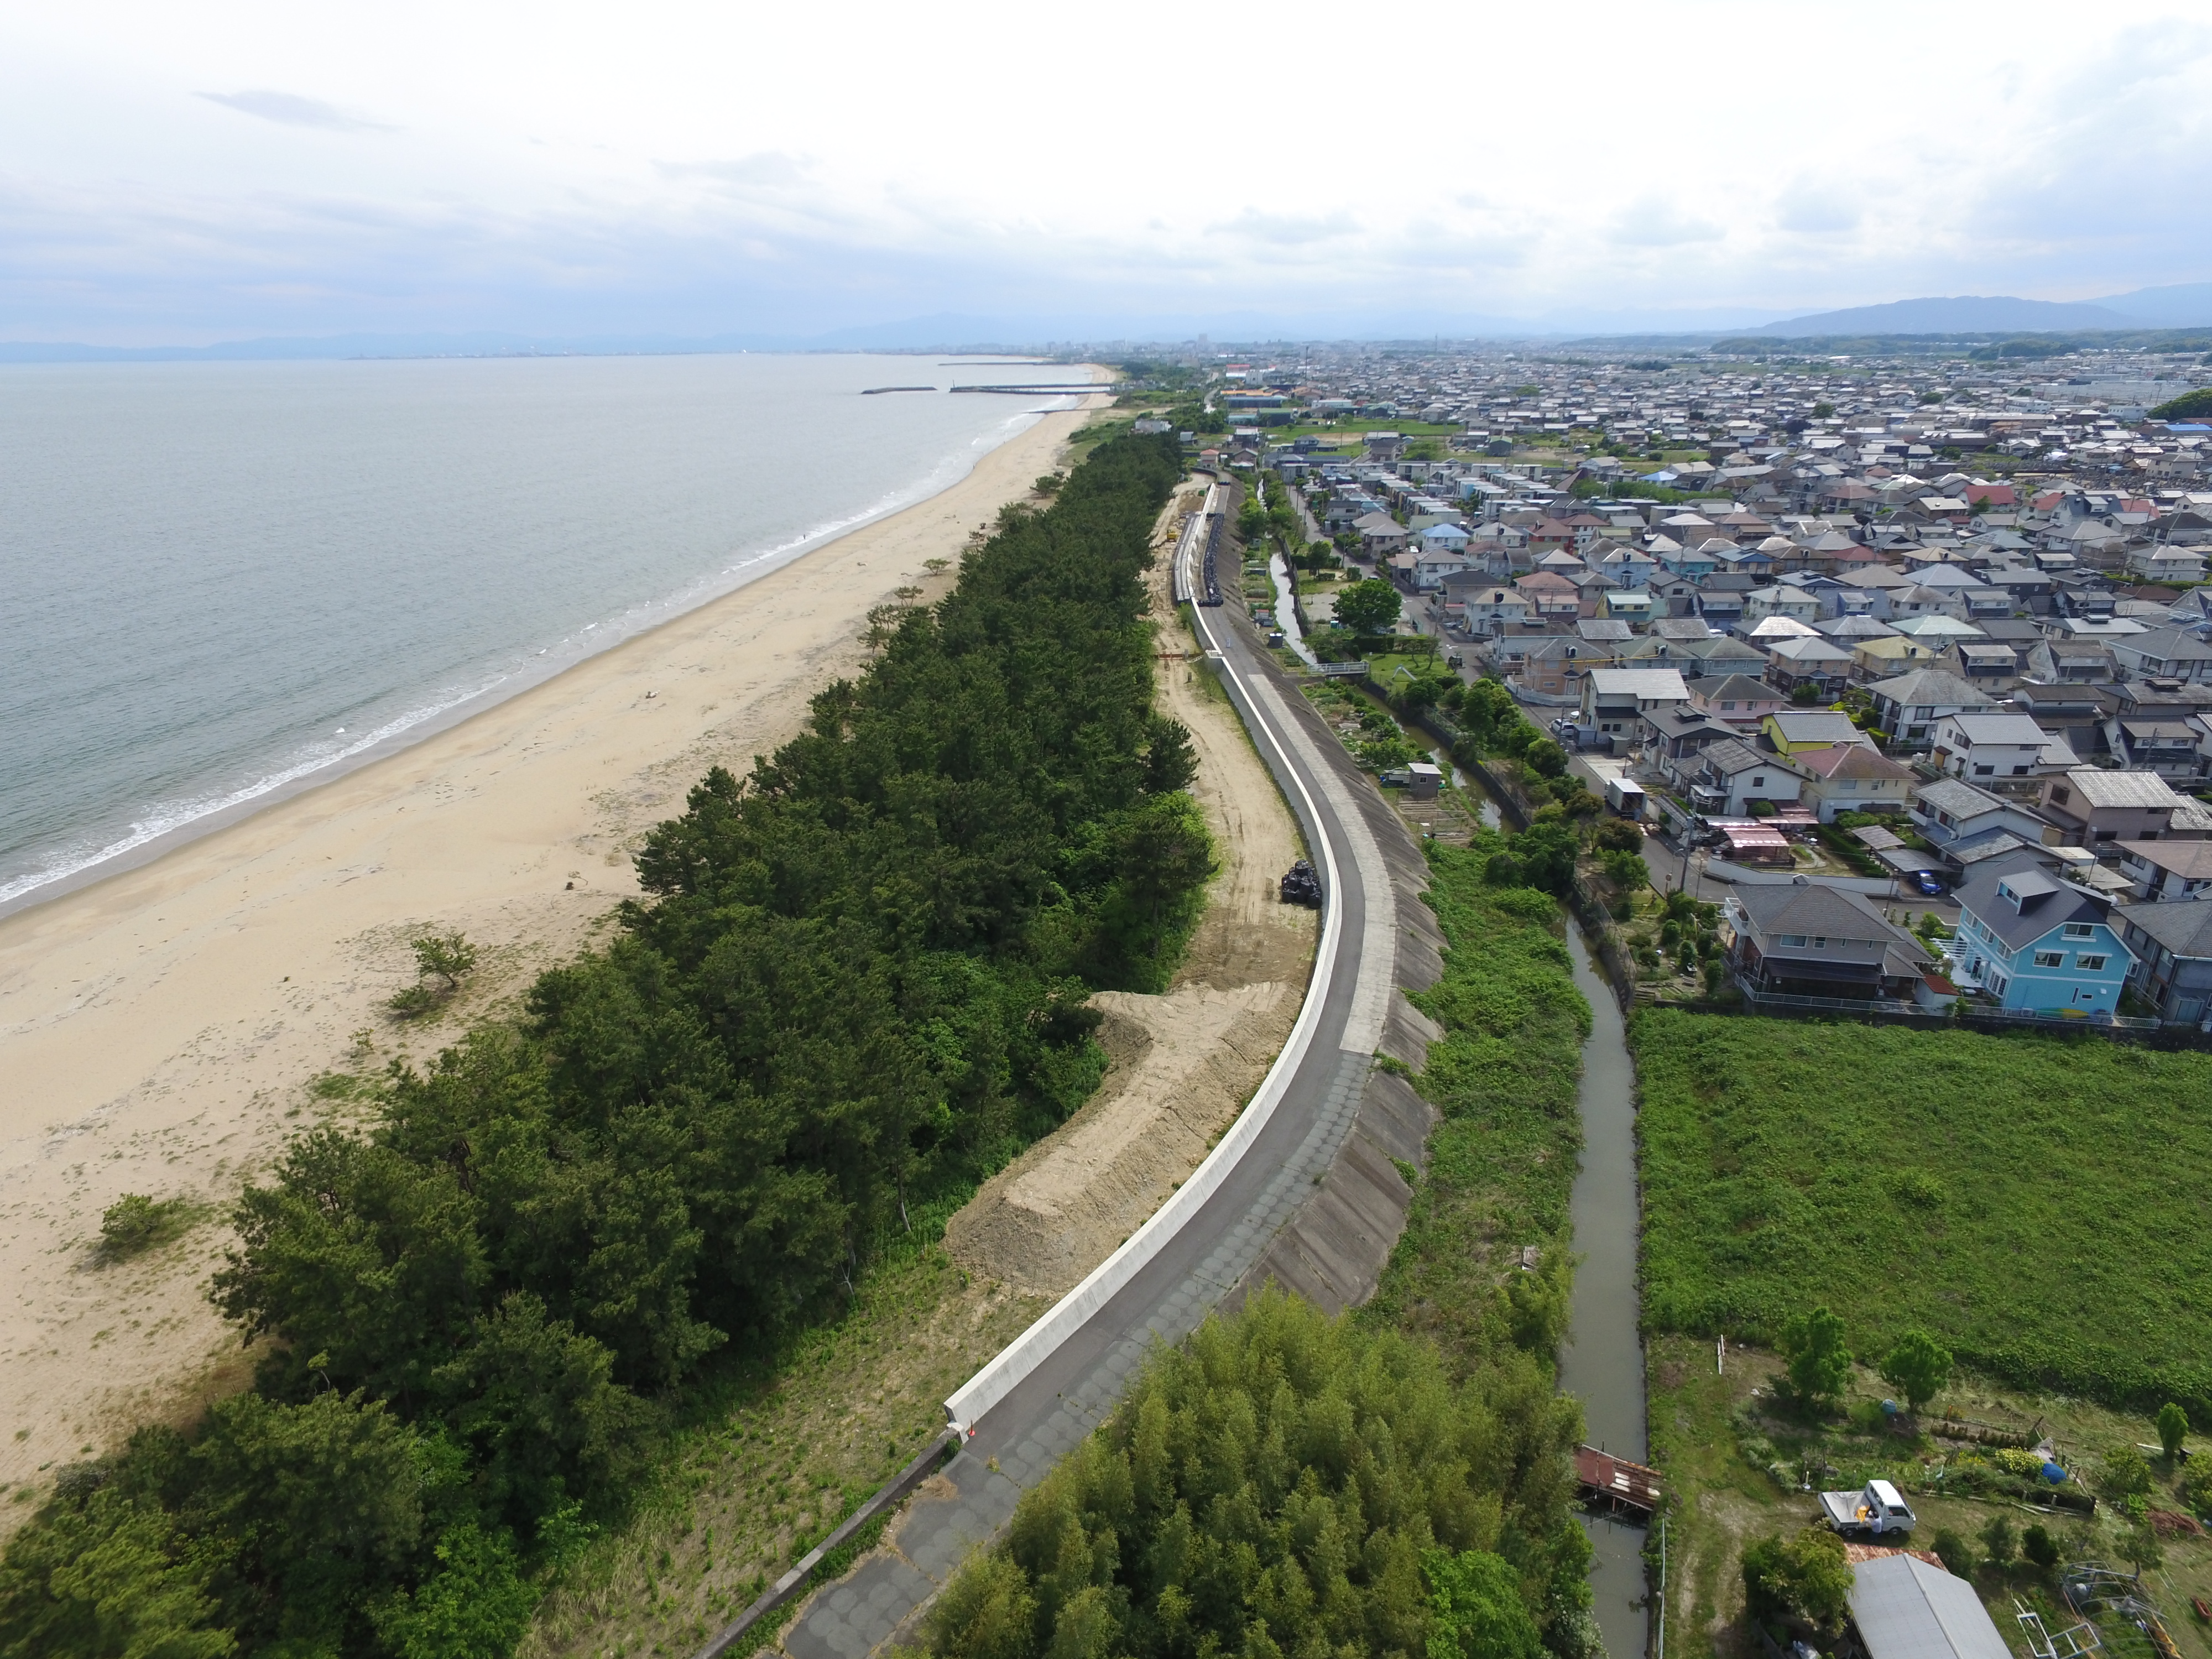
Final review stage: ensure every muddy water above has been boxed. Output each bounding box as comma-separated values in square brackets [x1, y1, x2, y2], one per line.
[1561, 925, 1651, 1659]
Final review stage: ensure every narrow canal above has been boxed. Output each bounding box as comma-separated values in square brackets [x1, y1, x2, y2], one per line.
[1560, 924, 1651, 1659]
[1267, 551, 1320, 669]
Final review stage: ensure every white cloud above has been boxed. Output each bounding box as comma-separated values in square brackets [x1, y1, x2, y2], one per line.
[0, 0, 2208, 340]
[1607, 200, 1724, 248]
[199, 90, 393, 132]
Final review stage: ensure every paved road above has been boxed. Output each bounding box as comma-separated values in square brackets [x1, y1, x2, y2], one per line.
[780, 487, 1413, 1659]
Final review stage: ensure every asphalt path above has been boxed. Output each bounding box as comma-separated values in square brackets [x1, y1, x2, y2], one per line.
[780, 482, 1408, 1659]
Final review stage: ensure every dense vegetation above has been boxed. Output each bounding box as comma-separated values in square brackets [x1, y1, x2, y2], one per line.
[925, 827, 1600, 1659]
[1635, 1012, 2212, 1417]
[0, 434, 1214, 1659]
[922, 1293, 1585, 1659]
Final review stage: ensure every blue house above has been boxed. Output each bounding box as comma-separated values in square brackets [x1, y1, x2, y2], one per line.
[1950, 853, 2133, 1015]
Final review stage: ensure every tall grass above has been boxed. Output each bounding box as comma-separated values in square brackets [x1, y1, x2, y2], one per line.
[1634, 1012, 2212, 1416]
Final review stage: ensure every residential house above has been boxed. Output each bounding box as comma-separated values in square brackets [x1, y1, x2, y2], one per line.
[2023, 638, 2120, 684]
[1596, 587, 1654, 623]
[1867, 669, 1997, 747]
[1593, 546, 1656, 589]
[1928, 713, 2056, 782]
[1795, 743, 1919, 821]
[2107, 718, 2203, 778]
[1851, 633, 1944, 682]
[2038, 768, 2187, 849]
[2125, 543, 2208, 585]
[2109, 625, 2212, 685]
[1726, 878, 1935, 999]
[1762, 709, 1872, 755]
[2116, 898, 2212, 1025]
[1642, 706, 1737, 783]
[1910, 778, 2058, 860]
[1744, 585, 1822, 624]
[1580, 667, 1691, 743]
[1950, 854, 2133, 1015]
[1411, 546, 1472, 592]
[1514, 571, 1582, 619]
[1689, 673, 1788, 726]
[1354, 510, 1408, 557]
[1671, 634, 1771, 681]
[2012, 683, 2117, 761]
[1689, 738, 1804, 816]
[2116, 839, 2212, 901]
[1442, 575, 1526, 630]
[1940, 639, 2021, 695]
[1763, 634, 1855, 698]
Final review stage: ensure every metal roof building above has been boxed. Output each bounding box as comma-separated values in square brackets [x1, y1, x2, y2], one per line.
[1848, 1553, 2010, 1659]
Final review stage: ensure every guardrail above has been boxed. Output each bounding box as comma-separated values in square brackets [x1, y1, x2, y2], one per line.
[695, 1431, 959, 1657]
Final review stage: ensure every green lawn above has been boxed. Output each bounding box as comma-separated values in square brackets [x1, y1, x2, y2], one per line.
[1634, 1012, 2212, 1415]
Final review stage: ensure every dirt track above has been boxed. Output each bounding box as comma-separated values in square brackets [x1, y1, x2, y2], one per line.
[945, 492, 1317, 1295]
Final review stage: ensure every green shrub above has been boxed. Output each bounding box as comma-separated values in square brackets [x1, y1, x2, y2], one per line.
[1741, 1527, 1851, 1634]
[1932, 1526, 1973, 1579]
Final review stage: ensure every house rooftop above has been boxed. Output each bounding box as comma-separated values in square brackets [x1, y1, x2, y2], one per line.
[2057, 769, 2184, 810]
[1942, 713, 2050, 744]
[1915, 778, 2011, 818]
[1867, 668, 1997, 708]
[2119, 895, 2212, 959]
[1957, 852, 2111, 952]
[1588, 668, 1691, 698]
[1797, 744, 1917, 781]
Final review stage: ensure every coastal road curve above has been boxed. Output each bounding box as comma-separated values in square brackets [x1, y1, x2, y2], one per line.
[771, 478, 1422, 1659]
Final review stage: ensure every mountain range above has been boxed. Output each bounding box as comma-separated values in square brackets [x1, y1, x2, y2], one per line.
[1744, 284, 2212, 336]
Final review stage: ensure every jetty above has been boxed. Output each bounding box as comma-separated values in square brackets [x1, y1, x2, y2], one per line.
[1576, 1444, 1663, 1519]
[860, 385, 937, 394]
[949, 383, 1106, 396]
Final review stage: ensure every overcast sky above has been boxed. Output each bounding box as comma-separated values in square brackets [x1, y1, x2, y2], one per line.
[4, 0, 2210, 344]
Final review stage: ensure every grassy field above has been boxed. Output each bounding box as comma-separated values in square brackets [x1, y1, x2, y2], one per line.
[1635, 1011, 2212, 1417]
[1363, 829, 1591, 1372]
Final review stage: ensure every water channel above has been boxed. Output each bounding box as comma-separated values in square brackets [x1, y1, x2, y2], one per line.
[1560, 924, 1652, 1659]
[1267, 551, 1320, 669]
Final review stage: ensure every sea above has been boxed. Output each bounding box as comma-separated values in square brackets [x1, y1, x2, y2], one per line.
[0, 352, 1091, 913]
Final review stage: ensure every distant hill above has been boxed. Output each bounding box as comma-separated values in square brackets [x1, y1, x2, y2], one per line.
[1749, 295, 2135, 336]
[1749, 283, 2212, 338]
[2096, 282, 2212, 327]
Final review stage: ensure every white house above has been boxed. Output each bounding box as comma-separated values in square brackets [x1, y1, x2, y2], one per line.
[1929, 713, 2057, 782]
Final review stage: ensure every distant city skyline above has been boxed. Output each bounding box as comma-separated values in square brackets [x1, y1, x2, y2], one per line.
[4, 0, 2211, 346]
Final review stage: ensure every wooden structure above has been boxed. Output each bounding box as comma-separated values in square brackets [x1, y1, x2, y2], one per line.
[1576, 1444, 1662, 1519]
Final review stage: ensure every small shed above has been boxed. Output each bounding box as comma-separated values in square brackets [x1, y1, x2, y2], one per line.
[1848, 1552, 2011, 1659]
[1407, 762, 1443, 800]
[1717, 822, 1793, 865]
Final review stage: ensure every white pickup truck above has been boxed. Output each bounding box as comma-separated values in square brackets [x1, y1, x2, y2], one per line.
[1819, 1478, 1917, 1537]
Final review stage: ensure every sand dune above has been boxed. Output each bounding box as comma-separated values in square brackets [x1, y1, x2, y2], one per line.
[0, 396, 1099, 1509]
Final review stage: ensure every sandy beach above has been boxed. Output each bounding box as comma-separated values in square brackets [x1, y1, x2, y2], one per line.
[0, 390, 1102, 1506]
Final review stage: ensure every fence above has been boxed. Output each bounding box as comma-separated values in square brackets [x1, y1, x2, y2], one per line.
[1720, 974, 2202, 1047]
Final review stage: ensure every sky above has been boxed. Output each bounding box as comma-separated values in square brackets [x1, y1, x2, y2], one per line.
[4, 0, 2212, 345]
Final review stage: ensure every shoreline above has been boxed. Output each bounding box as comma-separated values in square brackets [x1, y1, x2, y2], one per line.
[0, 381, 1105, 1506]
[0, 390, 1092, 925]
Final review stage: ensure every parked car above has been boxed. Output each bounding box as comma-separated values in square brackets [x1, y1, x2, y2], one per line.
[1911, 871, 1946, 898]
[1819, 1478, 1916, 1537]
